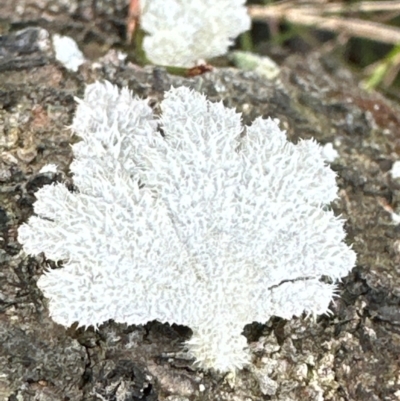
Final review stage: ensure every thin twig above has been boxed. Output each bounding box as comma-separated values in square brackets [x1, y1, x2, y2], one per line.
[126, 0, 141, 43]
[248, 4, 400, 45]
[311, 1, 400, 14]
[250, 1, 400, 15]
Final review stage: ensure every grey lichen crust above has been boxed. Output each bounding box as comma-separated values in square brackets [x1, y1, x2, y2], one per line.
[18, 81, 356, 372]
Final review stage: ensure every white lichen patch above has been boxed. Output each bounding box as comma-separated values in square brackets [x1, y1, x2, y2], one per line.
[18, 81, 356, 372]
[140, 0, 250, 67]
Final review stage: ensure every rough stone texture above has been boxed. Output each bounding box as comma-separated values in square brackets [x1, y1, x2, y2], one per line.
[1, 3, 400, 400]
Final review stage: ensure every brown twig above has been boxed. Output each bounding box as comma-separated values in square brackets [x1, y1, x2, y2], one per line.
[127, 0, 141, 44]
[311, 1, 400, 14]
[248, 3, 400, 45]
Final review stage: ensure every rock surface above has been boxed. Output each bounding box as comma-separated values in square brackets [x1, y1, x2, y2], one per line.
[1, 3, 400, 400]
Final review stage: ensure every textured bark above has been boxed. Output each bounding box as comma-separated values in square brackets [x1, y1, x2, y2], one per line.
[1, 4, 400, 400]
